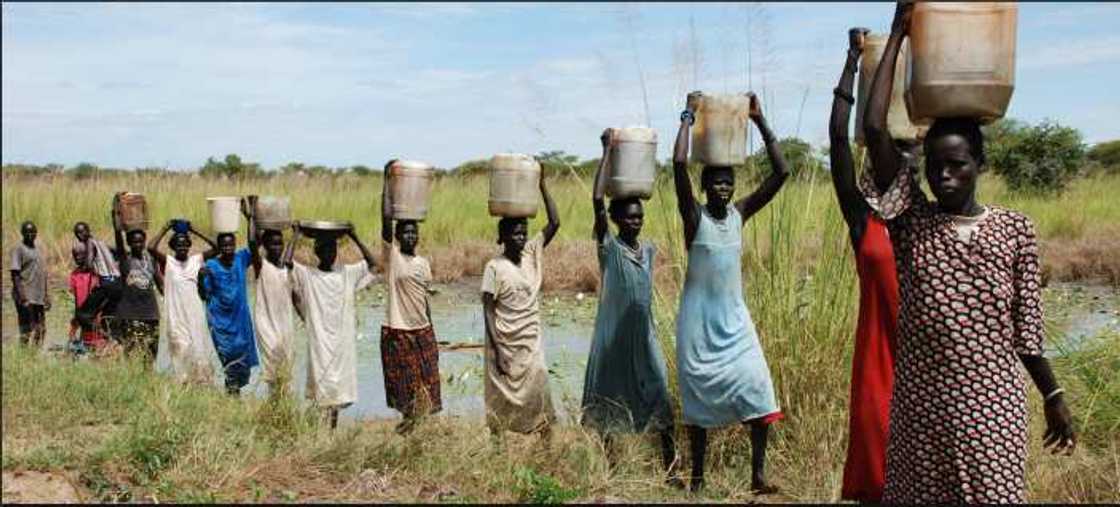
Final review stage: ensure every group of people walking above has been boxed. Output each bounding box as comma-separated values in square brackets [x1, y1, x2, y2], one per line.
[8, 4, 1078, 501]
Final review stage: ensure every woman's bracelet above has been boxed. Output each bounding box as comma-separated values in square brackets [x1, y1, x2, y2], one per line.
[1044, 388, 1065, 403]
[833, 87, 855, 105]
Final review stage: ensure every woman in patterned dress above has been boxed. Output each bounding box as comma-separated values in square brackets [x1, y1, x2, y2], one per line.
[379, 162, 442, 434]
[828, 26, 904, 503]
[673, 91, 788, 494]
[863, 3, 1076, 503]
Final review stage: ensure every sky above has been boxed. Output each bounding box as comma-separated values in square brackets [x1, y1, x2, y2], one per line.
[3, 2, 1118, 171]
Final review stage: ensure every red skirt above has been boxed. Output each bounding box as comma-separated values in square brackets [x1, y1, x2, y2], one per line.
[380, 325, 442, 416]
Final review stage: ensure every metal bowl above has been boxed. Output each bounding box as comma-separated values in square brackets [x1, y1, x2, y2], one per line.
[298, 220, 352, 240]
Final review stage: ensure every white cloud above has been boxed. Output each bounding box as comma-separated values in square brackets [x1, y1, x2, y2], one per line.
[1019, 35, 1120, 70]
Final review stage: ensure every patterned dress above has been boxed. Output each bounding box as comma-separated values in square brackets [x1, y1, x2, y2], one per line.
[869, 169, 1045, 503]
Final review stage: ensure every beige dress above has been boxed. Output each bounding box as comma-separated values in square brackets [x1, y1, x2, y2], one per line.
[481, 234, 555, 433]
[290, 260, 375, 409]
[255, 260, 295, 385]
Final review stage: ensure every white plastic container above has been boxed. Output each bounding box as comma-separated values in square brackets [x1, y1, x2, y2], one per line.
[856, 34, 927, 144]
[689, 93, 750, 167]
[488, 153, 540, 218]
[906, 1, 1018, 125]
[387, 160, 435, 221]
[253, 196, 291, 231]
[207, 197, 242, 234]
[606, 127, 658, 199]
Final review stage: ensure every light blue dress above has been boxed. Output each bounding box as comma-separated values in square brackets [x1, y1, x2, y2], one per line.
[581, 234, 673, 434]
[676, 204, 780, 428]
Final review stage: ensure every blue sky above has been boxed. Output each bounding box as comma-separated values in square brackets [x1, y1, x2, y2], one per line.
[3, 2, 1118, 170]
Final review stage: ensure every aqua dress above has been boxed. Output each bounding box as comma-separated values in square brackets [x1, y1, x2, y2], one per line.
[581, 234, 673, 434]
[676, 204, 781, 428]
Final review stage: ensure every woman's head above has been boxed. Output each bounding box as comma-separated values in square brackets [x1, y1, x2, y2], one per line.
[126, 229, 146, 254]
[313, 236, 338, 268]
[497, 217, 529, 255]
[608, 197, 644, 242]
[217, 233, 237, 260]
[923, 117, 985, 211]
[395, 220, 420, 255]
[261, 230, 284, 261]
[701, 165, 735, 206]
[169, 232, 192, 260]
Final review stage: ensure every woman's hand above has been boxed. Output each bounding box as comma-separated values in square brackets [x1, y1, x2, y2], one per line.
[849, 27, 870, 52]
[892, 1, 914, 36]
[1043, 397, 1076, 454]
[747, 92, 764, 122]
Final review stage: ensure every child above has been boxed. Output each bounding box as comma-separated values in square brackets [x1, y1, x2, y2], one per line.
[10, 221, 50, 347]
[68, 243, 108, 353]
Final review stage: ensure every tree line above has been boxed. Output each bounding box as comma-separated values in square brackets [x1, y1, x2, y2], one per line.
[4, 118, 1117, 194]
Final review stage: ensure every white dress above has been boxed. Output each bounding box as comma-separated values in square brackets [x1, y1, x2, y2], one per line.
[290, 260, 375, 409]
[255, 260, 295, 385]
[164, 254, 218, 384]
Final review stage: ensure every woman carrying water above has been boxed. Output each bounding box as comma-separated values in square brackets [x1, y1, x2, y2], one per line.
[673, 91, 788, 493]
[581, 130, 678, 484]
[379, 162, 442, 434]
[246, 197, 302, 396]
[111, 193, 163, 362]
[481, 171, 560, 447]
[828, 26, 907, 502]
[199, 213, 259, 396]
[149, 220, 220, 385]
[863, 3, 1076, 502]
[287, 223, 377, 429]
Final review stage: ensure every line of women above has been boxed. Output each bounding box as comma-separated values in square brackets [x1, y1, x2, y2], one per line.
[42, 6, 1078, 500]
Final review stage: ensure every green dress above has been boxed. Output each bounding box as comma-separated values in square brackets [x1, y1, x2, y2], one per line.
[580, 234, 673, 433]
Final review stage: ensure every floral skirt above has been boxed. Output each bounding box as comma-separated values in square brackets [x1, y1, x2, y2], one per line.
[380, 325, 442, 416]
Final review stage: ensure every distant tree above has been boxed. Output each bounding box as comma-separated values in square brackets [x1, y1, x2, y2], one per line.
[751, 137, 821, 180]
[199, 154, 263, 179]
[1087, 139, 1120, 174]
[350, 164, 374, 176]
[279, 162, 306, 176]
[451, 159, 489, 177]
[986, 119, 1086, 193]
[70, 162, 101, 179]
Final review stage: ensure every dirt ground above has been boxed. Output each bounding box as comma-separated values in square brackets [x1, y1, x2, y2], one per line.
[2, 470, 83, 503]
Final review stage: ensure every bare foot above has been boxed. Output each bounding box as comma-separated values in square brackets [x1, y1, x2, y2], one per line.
[750, 483, 779, 495]
[689, 477, 705, 493]
[666, 476, 686, 490]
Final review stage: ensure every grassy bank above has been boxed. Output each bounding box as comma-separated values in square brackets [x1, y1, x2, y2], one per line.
[2, 292, 1117, 503]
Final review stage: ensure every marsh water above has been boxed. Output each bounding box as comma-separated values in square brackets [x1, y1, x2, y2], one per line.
[14, 279, 1119, 425]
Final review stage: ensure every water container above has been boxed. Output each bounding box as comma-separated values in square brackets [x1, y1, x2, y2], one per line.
[253, 196, 291, 231]
[207, 197, 242, 234]
[488, 153, 540, 218]
[905, 2, 1017, 125]
[606, 127, 658, 199]
[388, 160, 435, 221]
[856, 34, 928, 144]
[117, 193, 149, 232]
[689, 93, 750, 167]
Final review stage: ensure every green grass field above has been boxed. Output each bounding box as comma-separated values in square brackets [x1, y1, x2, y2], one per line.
[2, 169, 1118, 502]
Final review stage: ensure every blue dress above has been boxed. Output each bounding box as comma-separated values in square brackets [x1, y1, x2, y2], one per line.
[676, 204, 780, 428]
[581, 234, 673, 433]
[203, 249, 259, 374]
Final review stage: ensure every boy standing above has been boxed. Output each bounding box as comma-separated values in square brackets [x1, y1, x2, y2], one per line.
[10, 221, 50, 347]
